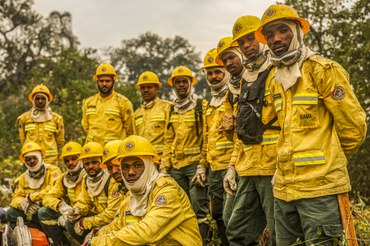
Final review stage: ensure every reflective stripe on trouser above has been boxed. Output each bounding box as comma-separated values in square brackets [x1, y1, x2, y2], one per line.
[274, 195, 343, 245]
[170, 163, 209, 219]
[227, 176, 276, 246]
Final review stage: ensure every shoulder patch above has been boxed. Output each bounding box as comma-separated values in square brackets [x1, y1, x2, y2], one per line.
[331, 86, 345, 100]
[126, 109, 131, 115]
[154, 195, 167, 206]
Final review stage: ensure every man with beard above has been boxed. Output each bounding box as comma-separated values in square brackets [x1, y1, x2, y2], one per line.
[133, 71, 171, 159]
[65, 142, 121, 244]
[7, 142, 61, 229]
[162, 66, 210, 243]
[193, 48, 233, 245]
[223, 15, 279, 245]
[256, 5, 366, 245]
[38, 141, 86, 245]
[17, 84, 64, 165]
[82, 62, 134, 146]
[89, 135, 202, 245]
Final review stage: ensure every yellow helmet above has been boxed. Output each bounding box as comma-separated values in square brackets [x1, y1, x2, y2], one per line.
[202, 48, 224, 70]
[28, 84, 53, 103]
[112, 135, 160, 165]
[19, 142, 45, 161]
[232, 15, 261, 42]
[255, 4, 310, 44]
[59, 141, 82, 160]
[215, 36, 239, 64]
[93, 62, 118, 81]
[78, 142, 103, 161]
[101, 140, 124, 168]
[135, 71, 162, 88]
[167, 66, 197, 87]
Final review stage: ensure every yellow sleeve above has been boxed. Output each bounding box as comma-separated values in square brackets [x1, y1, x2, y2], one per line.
[318, 62, 367, 156]
[74, 179, 93, 216]
[10, 175, 26, 209]
[96, 197, 128, 236]
[81, 99, 88, 133]
[93, 183, 185, 245]
[16, 115, 26, 144]
[229, 138, 243, 167]
[162, 108, 174, 169]
[42, 174, 66, 211]
[55, 115, 65, 148]
[122, 99, 134, 137]
[82, 181, 122, 229]
[29, 166, 62, 202]
[199, 102, 209, 167]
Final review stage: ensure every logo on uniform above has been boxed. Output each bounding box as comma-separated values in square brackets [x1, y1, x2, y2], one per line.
[103, 148, 109, 156]
[266, 9, 276, 18]
[154, 195, 167, 206]
[234, 23, 242, 34]
[124, 141, 135, 151]
[218, 41, 225, 49]
[39, 86, 45, 91]
[332, 86, 345, 100]
[27, 144, 32, 149]
[101, 67, 107, 72]
[177, 68, 183, 73]
[84, 147, 90, 153]
[66, 146, 72, 152]
[207, 56, 214, 64]
[143, 75, 148, 80]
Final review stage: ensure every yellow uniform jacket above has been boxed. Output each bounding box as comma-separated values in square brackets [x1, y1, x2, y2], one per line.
[81, 91, 134, 145]
[162, 100, 208, 169]
[74, 175, 121, 230]
[17, 111, 64, 165]
[199, 92, 235, 171]
[91, 176, 202, 245]
[133, 98, 171, 155]
[269, 55, 367, 202]
[11, 165, 62, 208]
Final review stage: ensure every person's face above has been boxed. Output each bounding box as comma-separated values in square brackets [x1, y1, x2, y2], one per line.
[265, 23, 293, 56]
[106, 160, 123, 183]
[34, 94, 47, 109]
[24, 155, 39, 168]
[63, 155, 79, 170]
[120, 156, 145, 184]
[237, 33, 260, 60]
[206, 68, 225, 85]
[97, 75, 114, 96]
[174, 77, 190, 100]
[140, 84, 159, 103]
[83, 157, 102, 177]
[220, 52, 243, 76]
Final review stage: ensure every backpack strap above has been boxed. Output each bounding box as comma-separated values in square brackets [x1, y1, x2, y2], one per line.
[194, 98, 204, 137]
[104, 175, 112, 197]
[263, 116, 281, 131]
[166, 104, 175, 130]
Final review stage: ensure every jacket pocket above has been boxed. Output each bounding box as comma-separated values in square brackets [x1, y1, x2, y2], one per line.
[291, 93, 320, 129]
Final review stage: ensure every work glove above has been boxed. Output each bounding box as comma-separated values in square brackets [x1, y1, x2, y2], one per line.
[20, 198, 31, 214]
[57, 215, 67, 227]
[58, 201, 72, 216]
[191, 165, 208, 187]
[218, 113, 235, 133]
[83, 228, 99, 246]
[74, 219, 85, 236]
[27, 202, 41, 214]
[223, 166, 237, 196]
[68, 207, 81, 223]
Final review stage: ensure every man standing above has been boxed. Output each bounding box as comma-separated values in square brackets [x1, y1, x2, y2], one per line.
[90, 135, 202, 245]
[256, 4, 367, 245]
[82, 62, 134, 145]
[39, 141, 86, 245]
[133, 71, 171, 157]
[17, 84, 64, 165]
[162, 66, 210, 243]
[65, 142, 121, 244]
[7, 142, 61, 229]
[223, 15, 279, 245]
[195, 48, 233, 245]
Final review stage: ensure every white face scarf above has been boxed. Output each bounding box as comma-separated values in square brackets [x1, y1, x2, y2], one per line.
[173, 77, 197, 114]
[24, 151, 46, 189]
[24, 151, 43, 172]
[121, 156, 164, 216]
[242, 44, 270, 82]
[206, 67, 231, 108]
[30, 93, 53, 122]
[268, 21, 316, 91]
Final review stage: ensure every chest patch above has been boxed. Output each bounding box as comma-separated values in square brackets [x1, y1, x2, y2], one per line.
[154, 195, 167, 206]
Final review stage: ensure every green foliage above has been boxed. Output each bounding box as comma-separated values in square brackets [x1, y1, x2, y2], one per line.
[283, 0, 370, 198]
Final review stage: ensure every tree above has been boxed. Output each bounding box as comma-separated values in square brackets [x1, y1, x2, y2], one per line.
[108, 32, 208, 109]
[283, 0, 370, 197]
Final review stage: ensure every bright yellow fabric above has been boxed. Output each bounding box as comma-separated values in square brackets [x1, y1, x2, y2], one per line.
[133, 98, 171, 155]
[17, 111, 64, 165]
[74, 176, 121, 230]
[11, 165, 62, 208]
[269, 55, 367, 202]
[91, 176, 201, 246]
[162, 100, 208, 169]
[81, 91, 134, 146]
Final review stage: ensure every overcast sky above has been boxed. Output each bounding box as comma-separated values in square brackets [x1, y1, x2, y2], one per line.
[33, 0, 277, 57]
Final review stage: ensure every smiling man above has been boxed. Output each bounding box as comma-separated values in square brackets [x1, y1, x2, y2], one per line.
[82, 62, 134, 146]
[255, 4, 367, 245]
[17, 84, 64, 165]
[133, 71, 171, 158]
[90, 135, 201, 245]
[64, 142, 121, 244]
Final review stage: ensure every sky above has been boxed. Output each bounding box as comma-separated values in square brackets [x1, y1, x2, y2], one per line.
[33, 0, 277, 57]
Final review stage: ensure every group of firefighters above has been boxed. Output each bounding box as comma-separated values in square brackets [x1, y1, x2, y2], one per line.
[3, 4, 367, 246]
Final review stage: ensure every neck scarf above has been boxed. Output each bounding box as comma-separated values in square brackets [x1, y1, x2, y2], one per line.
[86, 169, 110, 196]
[63, 163, 85, 189]
[30, 93, 53, 122]
[173, 77, 198, 114]
[206, 68, 231, 107]
[243, 44, 270, 82]
[140, 97, 157, 110]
